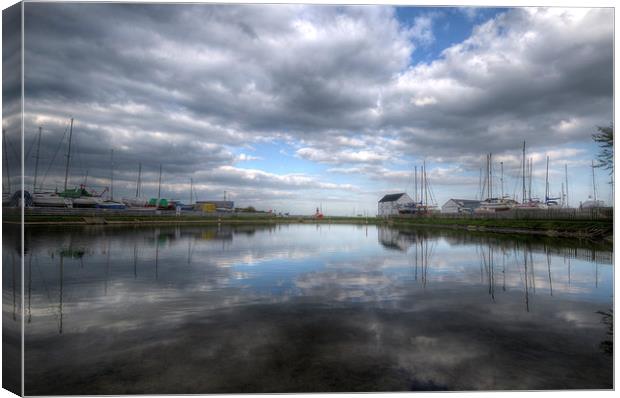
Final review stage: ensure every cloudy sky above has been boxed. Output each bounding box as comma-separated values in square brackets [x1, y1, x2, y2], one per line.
[12, 2, 614, 214]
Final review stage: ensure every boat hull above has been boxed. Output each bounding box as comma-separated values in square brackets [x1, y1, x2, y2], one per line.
[72, 197, 103, 208]
[33, 193, 71, 208]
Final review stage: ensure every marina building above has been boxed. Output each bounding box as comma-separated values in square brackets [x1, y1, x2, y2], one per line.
[441, 199, 481, 214]
[378, 193, 414, 216]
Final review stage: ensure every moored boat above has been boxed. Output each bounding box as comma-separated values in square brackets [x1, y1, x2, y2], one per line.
[122, 197, 149, 208]
[96, 200, 126, 209]
[476, 197, 518, 213]
[59, 185, 104, 208]
[32, 191, 72, 207]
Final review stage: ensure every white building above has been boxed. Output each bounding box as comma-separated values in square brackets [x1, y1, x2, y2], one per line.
[441, 199, 481, 214]
[378, 193, 414, 216]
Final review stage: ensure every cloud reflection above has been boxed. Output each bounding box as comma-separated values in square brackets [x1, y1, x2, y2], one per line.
[19, 224, 613, 394]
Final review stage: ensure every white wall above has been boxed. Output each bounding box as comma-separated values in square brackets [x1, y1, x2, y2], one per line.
[378, 194, 414, 216]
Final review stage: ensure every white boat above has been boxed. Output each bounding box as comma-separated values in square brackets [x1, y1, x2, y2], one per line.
[122, 197, 149, 208]
[515, 199, 547, 210]
[476, 198, 517, 213]
[581, 199, 605, 209]
[32, 192, 72, 207]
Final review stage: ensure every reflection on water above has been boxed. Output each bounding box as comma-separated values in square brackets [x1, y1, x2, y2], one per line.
[13, 224, 613, 394]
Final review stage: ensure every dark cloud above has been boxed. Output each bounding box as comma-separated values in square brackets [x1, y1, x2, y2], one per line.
[14, 4, 614, 210]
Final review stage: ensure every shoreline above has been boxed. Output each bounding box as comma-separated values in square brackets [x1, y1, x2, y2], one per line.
[4, 214, 612, 240]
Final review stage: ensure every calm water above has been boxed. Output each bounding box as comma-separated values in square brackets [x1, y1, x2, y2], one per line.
[6, 224, 613, 393]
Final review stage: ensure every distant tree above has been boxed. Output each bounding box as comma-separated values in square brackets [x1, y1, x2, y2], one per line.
[592, 123, 613, 174]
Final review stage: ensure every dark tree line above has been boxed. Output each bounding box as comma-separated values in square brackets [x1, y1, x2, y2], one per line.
[593, 123, 613, 174]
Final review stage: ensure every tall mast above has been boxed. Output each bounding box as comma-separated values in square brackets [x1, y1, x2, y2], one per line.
[136, 163, 142, 197]
[522, 141, 526, 203]
[545, 156, 549, 202]
[421, 162, 424, 206]
[63, 117, 74, 191]
[3, 129, 11, 193]
[564, 164, 569, 208]
[157, 163, 162, 201]
[414, 166, 417, 203]
[478, 166, 482, 200]
[33, 126, 42, 191]
[489, 153, 493, 199]
[528, 158, 533, 202]
[485, 154, 489, 199]
[500, 161, 504, 199]
[423, 160, 428, 207]
[109, 149, 114, 201]
[484, 155, 488, 199]
[485, 154, 490, 199]
[591, 160, 597, 202]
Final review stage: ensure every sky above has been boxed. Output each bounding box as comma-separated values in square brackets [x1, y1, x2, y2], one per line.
[2, 2, 614, 215]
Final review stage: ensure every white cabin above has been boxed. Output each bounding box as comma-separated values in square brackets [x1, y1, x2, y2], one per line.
[378, 193, 414, 216]
[441, 199, 481, 214]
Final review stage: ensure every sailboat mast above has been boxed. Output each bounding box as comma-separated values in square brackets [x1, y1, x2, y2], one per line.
[414, 166, 417, 203]
[479, 166, 482, 200]
[33, 126, 42, 191]
[545, 156, 549, 201]
[63, 117, 74, 191]
[522, 141, 526, 203]
[420, 165, 426, 204]
[528, 158, 532, 202]
[136, 163, 142, 197]
[110, 149, 114, 201]
[157, 164, 162, 201]
[489, 153, 493, 199]
[423, 160, 428, 207]
[500, 161, 504, 199]
[564, 164, 569, 208]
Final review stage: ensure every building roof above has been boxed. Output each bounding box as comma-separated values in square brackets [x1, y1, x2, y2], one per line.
[444, 199, 481, 207]
[379, 193, 406, 203]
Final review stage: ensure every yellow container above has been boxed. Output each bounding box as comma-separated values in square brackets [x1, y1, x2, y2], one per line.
[201, 203, 217, 213]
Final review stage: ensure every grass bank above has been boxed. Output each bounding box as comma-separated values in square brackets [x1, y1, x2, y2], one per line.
[389, 217, 612, 239]
[4, 212, 612, 239]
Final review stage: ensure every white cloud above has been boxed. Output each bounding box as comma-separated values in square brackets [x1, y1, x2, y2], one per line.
[295, 147, 390, 164]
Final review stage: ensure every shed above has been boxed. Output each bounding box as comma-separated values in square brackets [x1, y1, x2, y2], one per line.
[378, 193, 414, 216]
[441, 199, 481, 214]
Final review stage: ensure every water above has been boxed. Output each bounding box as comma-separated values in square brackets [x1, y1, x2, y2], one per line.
[7, 224, 613, 393]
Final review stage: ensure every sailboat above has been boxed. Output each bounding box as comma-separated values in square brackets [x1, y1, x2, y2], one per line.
[476, 153, 517, 213]
[543, 156, 561, 207]
[96, 149, 126, 209]
[581, 160, 605, 208]
[59, 184, 105, 208]
[404, 161, 438, 214]
[507, 142, 546, 210]
[30, 118, 104, 208]
[122, 162, 149, 208]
